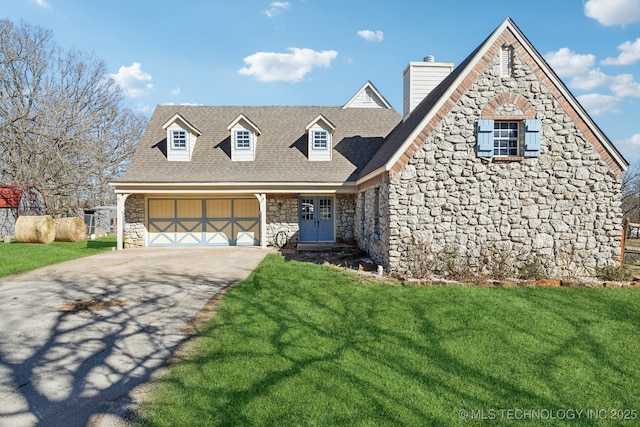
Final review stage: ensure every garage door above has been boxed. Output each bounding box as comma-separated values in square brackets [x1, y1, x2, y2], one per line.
[147, 198, 260, 246]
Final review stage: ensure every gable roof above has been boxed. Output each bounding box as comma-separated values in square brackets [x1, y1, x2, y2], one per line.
[162, 112, 202, 136]
[117, 105, 400, 187]
[305, 113, 336, 132]
[227, 113, 262, 135]
[359, 17, 628, 181]
[342, 81, 393, 109]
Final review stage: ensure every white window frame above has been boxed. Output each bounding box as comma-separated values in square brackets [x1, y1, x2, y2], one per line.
[493, 121, 519, 157]
[312, 130, 328, 150]
[235, 130, 251, 150]
[171, 130, 187, 149]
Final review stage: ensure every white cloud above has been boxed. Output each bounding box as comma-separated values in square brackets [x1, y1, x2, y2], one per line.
[577, 93, 621, 115]
[585, 0, 640, 26]
[265, 1, 290, 17]
[609, 73, 640, 97]
[544, 48, 595, 78]
[31, 0, 51, 8]
[569, 69, 609, 90]
[602, 38, 640, 65]
[238, 48, 338, 82]
[136, 103, 151, 114]
[109, 62, 153, 97]
[615, 134, 640, 164]
[357, 30, 384, 42]
[171, 86, 181, 96]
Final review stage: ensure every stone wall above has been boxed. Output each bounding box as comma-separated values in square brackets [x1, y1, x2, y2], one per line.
[335, 193, 357, 242]
[124, 194, 146, 248]
[266, 195, 299, 246]
[356, 174, 390, 267]
[266, 194, 357, 246]
[385, 44, 622, 277]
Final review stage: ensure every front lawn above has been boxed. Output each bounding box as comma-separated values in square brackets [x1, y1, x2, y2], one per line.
[0, 236, 116, 278]
[141, 254, 640, 426]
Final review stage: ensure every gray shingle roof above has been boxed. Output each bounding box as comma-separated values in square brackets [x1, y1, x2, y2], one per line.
[118, 105, 401, 184]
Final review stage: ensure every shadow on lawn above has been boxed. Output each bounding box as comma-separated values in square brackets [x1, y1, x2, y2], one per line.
[0, 268, 231, 427]
[147, 260, 640, 426]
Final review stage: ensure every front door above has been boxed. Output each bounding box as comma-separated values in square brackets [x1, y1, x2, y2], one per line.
[299, 196, 334, 242]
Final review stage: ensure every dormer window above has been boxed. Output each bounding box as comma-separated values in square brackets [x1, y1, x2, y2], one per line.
[305, 114, 335, 161]
[162, 113, 201, 162]
[227, 114, 261, 161]
[313, 130, 328, 149]
[235, 130, 251, 149]
[171, 130, 187, 149]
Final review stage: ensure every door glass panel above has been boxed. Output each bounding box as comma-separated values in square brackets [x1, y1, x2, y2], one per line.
[301, 198, 314, 221]
[319, 198, 332, 220]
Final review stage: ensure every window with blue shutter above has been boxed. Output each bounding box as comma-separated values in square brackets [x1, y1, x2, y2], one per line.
[524, 119, 541, 157]
[476, 119, 494, 157]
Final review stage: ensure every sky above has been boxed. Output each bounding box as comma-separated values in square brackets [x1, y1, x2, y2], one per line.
[4, 0, 640, 165]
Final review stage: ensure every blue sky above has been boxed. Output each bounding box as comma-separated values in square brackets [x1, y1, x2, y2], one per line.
[5, 0, 640, 165]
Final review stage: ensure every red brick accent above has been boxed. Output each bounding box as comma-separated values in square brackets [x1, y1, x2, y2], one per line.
[389, 23, 624, 178]
[481, 93, 536, 119]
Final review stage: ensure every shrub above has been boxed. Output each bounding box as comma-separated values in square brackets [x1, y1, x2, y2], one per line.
[518, 256, 547, 280]
[439, 245, 475, 282]
[595, 265, 633, 282]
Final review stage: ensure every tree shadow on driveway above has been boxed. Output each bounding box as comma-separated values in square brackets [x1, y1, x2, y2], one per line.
[0, 248, 268, 427]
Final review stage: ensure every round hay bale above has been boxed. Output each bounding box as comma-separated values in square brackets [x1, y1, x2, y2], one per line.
[54, 217, 87, 242]
[15, 215, 55, 244]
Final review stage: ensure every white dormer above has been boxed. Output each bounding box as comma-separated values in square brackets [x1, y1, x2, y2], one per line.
[342, 81, 393, 109]
[227, 114, 261, 161]
[162, 113, 201, 161]
[305, 114, 335, 161]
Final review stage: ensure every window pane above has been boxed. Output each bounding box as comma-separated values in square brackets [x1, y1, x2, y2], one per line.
[319, 198, 332, 220]
[172, 130, 186, 148]
[235, 130, 250, 149]
[313, 131, 328, 149]
[493, 121, 518, 156]
[301, 198, 314, 221]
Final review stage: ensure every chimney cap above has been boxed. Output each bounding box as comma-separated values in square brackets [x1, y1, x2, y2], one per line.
[424, 55, 435, 62]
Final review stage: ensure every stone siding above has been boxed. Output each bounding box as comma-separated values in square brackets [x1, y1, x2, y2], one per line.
[124, 194, 146, 248]
[266, 194, 356, 246]
[335, 193, 357, 242]
[266, 195, 299, 246]
[385, 44, 622, 277]
[356, 174, 390, 268]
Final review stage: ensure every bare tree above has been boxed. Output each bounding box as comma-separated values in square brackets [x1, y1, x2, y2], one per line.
[0, 19, 146, 209]
[621, 162, 640, 223]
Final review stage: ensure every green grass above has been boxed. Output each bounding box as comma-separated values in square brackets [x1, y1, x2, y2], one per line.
[0, 236, 116, 278]
[141, 254, 640, 426]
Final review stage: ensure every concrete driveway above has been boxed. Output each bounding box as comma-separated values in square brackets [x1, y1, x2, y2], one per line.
[0, 247, 270, 427]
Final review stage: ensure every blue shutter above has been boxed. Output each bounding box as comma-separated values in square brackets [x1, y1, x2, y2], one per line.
[476, 119, 494, 157]
[524, 119, 541, 157]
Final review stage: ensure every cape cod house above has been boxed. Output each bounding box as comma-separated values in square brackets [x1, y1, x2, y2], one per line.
[112, 18, 628, 277]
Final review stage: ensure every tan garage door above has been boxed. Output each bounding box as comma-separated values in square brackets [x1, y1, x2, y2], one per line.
[147, 198, 259, 246]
